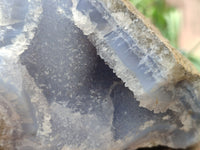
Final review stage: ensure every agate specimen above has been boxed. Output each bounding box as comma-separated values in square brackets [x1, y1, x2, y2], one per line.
[0, 0, 200, 149]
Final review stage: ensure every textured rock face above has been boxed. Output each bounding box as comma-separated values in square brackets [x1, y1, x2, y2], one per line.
[0, 0, 200, 149]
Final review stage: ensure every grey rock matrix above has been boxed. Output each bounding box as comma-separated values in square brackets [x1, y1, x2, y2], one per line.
[0, 0, 200, 149]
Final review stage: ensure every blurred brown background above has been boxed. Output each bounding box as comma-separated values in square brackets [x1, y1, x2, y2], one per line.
[166, 0, 200, 56]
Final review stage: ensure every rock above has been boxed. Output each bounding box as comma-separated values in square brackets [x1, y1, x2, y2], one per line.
[0, 0, 199, 149]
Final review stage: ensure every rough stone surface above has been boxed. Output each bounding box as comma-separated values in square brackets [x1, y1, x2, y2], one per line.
[0, 0, 200, 150]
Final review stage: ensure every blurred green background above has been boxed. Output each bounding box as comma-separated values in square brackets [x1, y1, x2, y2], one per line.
[130, 0, 200, 71]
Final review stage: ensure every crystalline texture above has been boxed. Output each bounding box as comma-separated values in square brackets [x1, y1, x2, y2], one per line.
[72, 0, 200, 113]
[0, 0, 200, 149]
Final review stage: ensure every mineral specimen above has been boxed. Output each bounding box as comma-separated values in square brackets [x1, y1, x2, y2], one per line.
[0, 0, 200, 149]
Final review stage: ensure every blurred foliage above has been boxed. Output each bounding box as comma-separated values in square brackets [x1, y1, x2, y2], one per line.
[130, 0, 181, 48]
[182, 42, 200, 71]
[130, 0, 200, 72]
